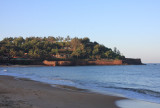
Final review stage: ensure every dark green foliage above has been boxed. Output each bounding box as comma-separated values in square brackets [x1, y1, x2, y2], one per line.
[0, 36, 125, 60]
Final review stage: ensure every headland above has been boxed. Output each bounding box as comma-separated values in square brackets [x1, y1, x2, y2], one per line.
[0, 36, 143, 66]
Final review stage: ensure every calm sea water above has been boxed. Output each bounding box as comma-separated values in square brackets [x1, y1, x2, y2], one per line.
[0, 64, 160, 103]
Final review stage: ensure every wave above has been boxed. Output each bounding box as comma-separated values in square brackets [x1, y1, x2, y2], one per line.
[103, 86, 160, 97]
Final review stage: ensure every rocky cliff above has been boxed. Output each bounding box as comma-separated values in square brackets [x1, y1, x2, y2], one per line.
[123, 58, 143, 65]
[43, 58, 143, 66]
[43, 60, 123, 66]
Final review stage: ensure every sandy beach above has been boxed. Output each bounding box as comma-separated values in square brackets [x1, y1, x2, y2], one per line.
[0, 75, 123, 108]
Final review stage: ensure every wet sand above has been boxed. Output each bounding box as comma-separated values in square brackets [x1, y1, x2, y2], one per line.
[0, 75, 123, 108]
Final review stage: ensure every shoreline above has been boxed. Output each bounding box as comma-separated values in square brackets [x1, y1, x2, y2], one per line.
[0, 63, 145, 67]
[0, 75, 124, 108]
[0, 64, 46, 67]
[1, 75, 160, 108]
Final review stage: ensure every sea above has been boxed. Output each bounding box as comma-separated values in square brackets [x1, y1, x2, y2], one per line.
[0, 64, 160, 104]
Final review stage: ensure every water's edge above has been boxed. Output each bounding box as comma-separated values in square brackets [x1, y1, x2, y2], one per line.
[1, 64, 160, 104]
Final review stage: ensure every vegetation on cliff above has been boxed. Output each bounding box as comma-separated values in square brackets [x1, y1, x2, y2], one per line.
[0, 36, 125, 61]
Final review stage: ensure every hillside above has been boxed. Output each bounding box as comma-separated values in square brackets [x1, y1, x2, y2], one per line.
[0, 36, 125, 61]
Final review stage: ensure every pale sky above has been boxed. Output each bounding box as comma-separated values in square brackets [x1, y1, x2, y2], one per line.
[0, 0, 160, 63]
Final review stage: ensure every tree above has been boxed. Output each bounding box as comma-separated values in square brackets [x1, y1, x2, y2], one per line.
[13, 37, 24, 47]
[113, 47, 117, 54]
[81, 37, 90, 45]
[51, 48, 58, 55]
[70, 37, 81, 51]
[117, 50, 121, 55]
[9, 49, 17, 57]
[33, 48, 40, 59]
[56, 36, 64, 42]
[85, 47, 92, 58]
[71, 44, 86, 59]
[105, 50, 114, 59]
[47, 36, 56, 43]
[65, 36, 71, 42]
[28, 49, 34, 58]
[0, 36, 125, 60]
[92, 45, 100, 59]
[17, 50, 24, 57]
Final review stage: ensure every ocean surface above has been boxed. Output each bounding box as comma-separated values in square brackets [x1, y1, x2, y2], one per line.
[0, 64, 160, 104]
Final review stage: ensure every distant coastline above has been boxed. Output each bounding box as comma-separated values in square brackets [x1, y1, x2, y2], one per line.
[0, 58, 143, 66]
[0, 36, 143, 66]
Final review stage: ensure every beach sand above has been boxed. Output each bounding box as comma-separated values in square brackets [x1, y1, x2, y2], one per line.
[0, 75, 123, 108]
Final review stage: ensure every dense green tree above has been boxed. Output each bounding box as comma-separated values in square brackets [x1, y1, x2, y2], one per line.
[47, 36, 56, 43]
[13, 37, 24, 47]
[65, 36, 71, 42]
[70, 37, 81, 51]
[0, 36, 125, 60]
[81, 37, 90, 45]
[51, 48, 58, 55]
[92, 45, 101, 59]
[9, 49, 17, 57]
[105, 50, 114, 59]
[72, 44, 86, 59]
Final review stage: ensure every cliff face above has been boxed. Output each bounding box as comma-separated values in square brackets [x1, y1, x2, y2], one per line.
[0, 58, 142, 66]
[43, 58, 143, 66]
[123, 58, 142, 65]
[43, 60, 123, 66]
[87, 60, 122, 65]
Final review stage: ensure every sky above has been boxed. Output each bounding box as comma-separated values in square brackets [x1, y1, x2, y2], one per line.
[0, 0, 160, 63]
